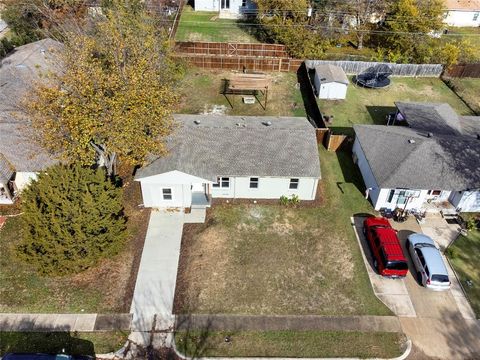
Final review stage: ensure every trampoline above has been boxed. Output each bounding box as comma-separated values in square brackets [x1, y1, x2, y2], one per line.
[354, 64, 393, 88]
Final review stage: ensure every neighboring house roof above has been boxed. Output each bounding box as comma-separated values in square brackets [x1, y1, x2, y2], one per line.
[395, 102, 480, 136]
[0, 38, 62, 174]
[0, 154, 14, 185]
[136, 115, 321, 181]
[315, 64, 349, 85]
[445, 0, 480, 11]
[354, 124, 480, 191]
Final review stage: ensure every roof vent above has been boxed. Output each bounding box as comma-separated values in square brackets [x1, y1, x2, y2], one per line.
[263, 121, 272, 126]
[408, 139, 416, 144]
[194, 120, 201, 125]
[427, 132, 433, 138]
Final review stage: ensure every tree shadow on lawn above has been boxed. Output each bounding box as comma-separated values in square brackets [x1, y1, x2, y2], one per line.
[0, 331, 95, 356]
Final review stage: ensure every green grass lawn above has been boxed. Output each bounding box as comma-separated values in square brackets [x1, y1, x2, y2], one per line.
[0, 331, 127, 356]
[175, 147, 390, 316]
[176, 68, 306, 117]
[175, 6, 258, 43]
[443, 77, 480, 114]
[175, 330, 406, 358]
[448, 229, 480, 318]
[319, 77, 474, 135]
[0, 181, 148, 313]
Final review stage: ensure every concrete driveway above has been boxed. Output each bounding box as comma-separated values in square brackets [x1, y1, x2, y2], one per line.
[353, 216, 480, 359]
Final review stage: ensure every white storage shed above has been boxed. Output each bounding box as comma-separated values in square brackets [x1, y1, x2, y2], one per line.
[314, 64, 349, 100]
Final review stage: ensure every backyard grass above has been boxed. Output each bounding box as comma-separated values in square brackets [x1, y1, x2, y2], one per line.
[318, 77, 474, 135]
[174, 147, 390, 316]
[176, 68, 306, 117]
[0, 180, 149, 313]
[448, 229, 480, 319]
[443, 77, 480, 114]
[175, 6, 258, 43]
[0, 331, 128, 356]
[175, 330, 406, 358]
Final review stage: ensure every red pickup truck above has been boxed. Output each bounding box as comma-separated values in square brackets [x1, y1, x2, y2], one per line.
[363, 217, 408, 278]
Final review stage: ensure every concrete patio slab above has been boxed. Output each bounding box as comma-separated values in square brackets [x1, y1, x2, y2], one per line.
[33, 314, 58, 330]
[73, 314, 97, 331]
[53, 314, 78, 331]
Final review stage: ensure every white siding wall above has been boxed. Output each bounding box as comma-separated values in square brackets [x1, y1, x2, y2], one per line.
[450, 191, 480, 212]
[352, 138, 381, 208]
[211, 176, 317, 200]
[444, 10, 480, 27]
[319, 82, 347, 100]
[141, 183, 190, 208]
[375, 189, 429, 211]
[195, 0, 256, 15]
[14, 172, 38, 191]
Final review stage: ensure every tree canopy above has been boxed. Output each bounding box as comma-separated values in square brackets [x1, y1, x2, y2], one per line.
[18, 163, 126, 275]
[26, 0, 181, 173]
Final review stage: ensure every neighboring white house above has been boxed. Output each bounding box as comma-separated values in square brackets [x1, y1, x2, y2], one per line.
[352, 102, 480, 213]
[443, 0, 480, 27]
[193, 0, 257, 18]
[313, 64, 349, 100]
[135, 115, 321, 209]
[0, 39, 61, 204]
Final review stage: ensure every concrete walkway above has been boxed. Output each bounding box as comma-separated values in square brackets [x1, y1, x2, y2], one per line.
[130, 210, 186, 335]
[0, 313, 131, 332]
[176, 314, 402, 333]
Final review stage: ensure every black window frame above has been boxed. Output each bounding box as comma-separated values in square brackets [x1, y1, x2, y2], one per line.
[289, 178, 299, 189]
[387, 189, 395, 203]
[249, 177, 259, 189]
[162, 188, 172, 200]
[213, 177, 230, 188]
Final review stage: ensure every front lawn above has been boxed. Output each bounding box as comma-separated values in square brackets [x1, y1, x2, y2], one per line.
[319, 77, 474, 135]
[175, 6, 258, 43]
[0, 180, 149, 313]
[174, 147, 390, 316]
[0, 331, 127, 356]
[176, 68, 306, 117]
[175, 330, 406, 358]
[448, 229, 480, 318]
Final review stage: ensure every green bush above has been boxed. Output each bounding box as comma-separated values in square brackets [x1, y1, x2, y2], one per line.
[280, 195, 290, 206]
[466, 218, 477, 231]
[18, 163, 126, 275]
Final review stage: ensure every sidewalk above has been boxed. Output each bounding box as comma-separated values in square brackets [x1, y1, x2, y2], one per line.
[175, 314, 402, 333]
[0, 313, 131, 332]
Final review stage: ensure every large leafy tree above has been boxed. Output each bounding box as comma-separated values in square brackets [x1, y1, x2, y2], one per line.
[18, 164, 126, 275]
[0, 0, 88, 44]
[27, 0, 180, 175]
[255, 0, 331, 58]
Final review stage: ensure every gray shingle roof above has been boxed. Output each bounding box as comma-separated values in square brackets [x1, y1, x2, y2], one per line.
[315, 64, 349, 85]
[0, 154, 14, 184]
[136, 115, 321, 181]
[395, 102, 466, 135]
[0, 39, 62, 173]
[354, 125, 480, 190]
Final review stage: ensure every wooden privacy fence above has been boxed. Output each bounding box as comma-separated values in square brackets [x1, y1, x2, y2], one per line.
[175, 41, 289, 57]
[446, 63, 480, 78]
[305, 60, 444, 77]
[175, 54, 303, 72]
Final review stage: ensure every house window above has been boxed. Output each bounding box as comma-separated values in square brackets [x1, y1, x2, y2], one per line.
[242, 0, 247, 6]
[473, 12, 479, 21]
[428, 190, 442, 196]
[163, 188, 172, 200]
[387, 189, 395, 203]
[249, 177, 259, 188]
[213, 177, 230, 188]
[289, 178, 299, 189]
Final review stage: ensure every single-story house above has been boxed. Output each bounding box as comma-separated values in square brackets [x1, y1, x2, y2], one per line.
[313, 64, 349, 100]
[193, 0, 256, 18]
[0, 39, 61, 204]
[352, 102, 480, 213]
[135, 115, 321, 209]
[443, 0, 480, 27]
